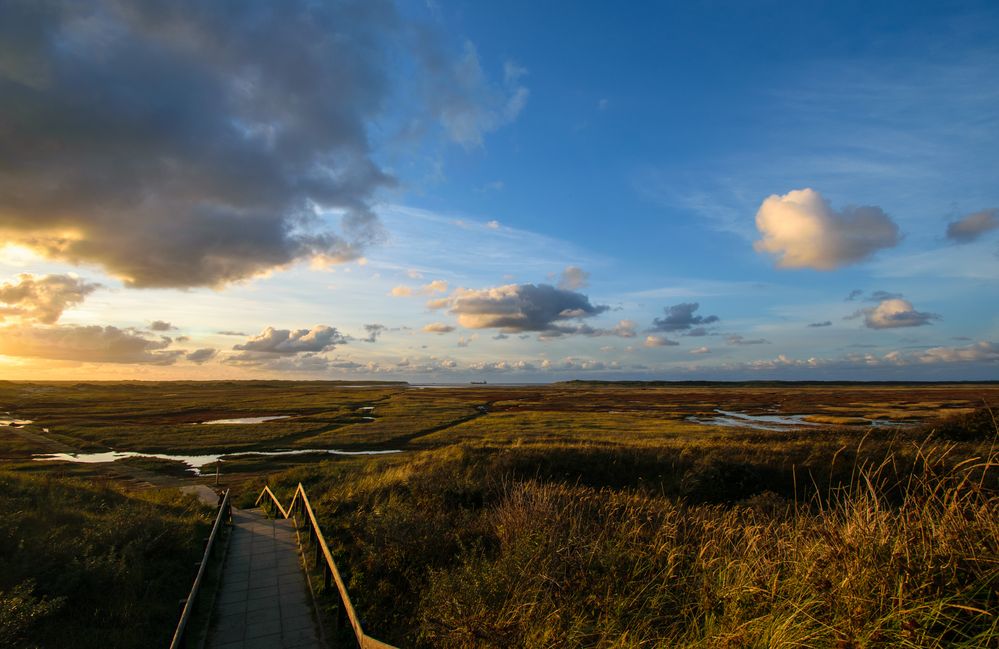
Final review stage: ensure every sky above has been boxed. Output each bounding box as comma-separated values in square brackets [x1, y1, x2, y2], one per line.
[0, 0, 997, 381]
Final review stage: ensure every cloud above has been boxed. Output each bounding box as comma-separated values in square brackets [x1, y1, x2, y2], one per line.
[557, 266, 589, 290]
[186, 348, 218, 364]
[690, 346, 711, 355]
[423, 322, 455, 334]
[0, 324, 182, 364]
[390, 286, 413, 297]
[361, 323, 386, 343]
[644, 335, 679, 347]
[946, 209, 999, 243]
[225, 352, 333, 372]
[445, 283, 609, 333]
[917, 341, 999, 364]
[149, 320, 176, 332]
[0, 273, 100, 324]
[423, 42, 529, 148]
[233, 326, 345, 354]
[754, 189, 900, 269]
[391, 279, 449, 297]
[726, 334, 770, 345]
[217, 331, 248, 337]
[845, 289, 864, 301]
[469, 359, 537, 372]
[0, 1, 524, 289]
[808, 321, 832, 328]
[867, 290, 903, 302]
[651, 302, 719, 332]
[486, 219, 501, 228]
[853, 298, 940, 329]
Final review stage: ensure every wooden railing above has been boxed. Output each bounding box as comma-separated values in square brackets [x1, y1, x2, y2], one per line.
[170, 489, 231, 649]
[256, 483, 399, 649]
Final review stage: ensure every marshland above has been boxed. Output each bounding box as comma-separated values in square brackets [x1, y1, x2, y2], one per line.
[1, 380, 996, 648]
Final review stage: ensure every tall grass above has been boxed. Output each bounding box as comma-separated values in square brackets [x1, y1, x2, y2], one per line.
[420, 444, 996, 647]
[0, 472, 212, 648]
[252, 411, 997, 648]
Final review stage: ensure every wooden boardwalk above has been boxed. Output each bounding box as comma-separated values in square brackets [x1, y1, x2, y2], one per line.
[207, 508, 324, 649]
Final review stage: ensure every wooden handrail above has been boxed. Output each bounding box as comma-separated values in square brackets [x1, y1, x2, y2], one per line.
[170, 489, 231, 649]
[255, 483, 399, 649]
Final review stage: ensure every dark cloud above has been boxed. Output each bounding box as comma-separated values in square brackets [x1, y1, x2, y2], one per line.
[946, 209, 998, 243]
[0, 324, 182, 364]
[447, 283, 609, 333]
[149, 320, 176, 331]
[361, 323, 387, 343]
[0, 1, 526, 288]
[726, 334, 770, 345]
[651, 302, 719, 332]
[845, 289, 864, 301]
[217, 331, 248, 337]
[808, 321, 832, 328]
[186, 348, 217, 364]
[233, 326, 345, 355]
[0, 273, 100, 324]
[867, 290, 903, 302]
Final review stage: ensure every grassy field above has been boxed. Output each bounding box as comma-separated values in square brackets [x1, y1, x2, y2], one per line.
[1, 380, 996, 647]
[0, 471, 212, 648]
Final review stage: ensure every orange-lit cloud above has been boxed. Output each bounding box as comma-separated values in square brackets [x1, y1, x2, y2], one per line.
[754, 188, 900, 269]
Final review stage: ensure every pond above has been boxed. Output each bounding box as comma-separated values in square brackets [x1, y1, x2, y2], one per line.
[33, 447, 401, 475]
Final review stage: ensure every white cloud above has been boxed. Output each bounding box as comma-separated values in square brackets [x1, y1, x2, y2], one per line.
[754, 188, 900, 269]
[690, 346, 711, 355]
[644, 335, 679, 347]
[856, 298, 939, 329]
[423, 322, 455, 334]
[233, 326, 345, 354]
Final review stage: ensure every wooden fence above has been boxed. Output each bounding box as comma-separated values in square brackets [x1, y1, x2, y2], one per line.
[170, 489, 231, 649]
[256, 483, 399, 649]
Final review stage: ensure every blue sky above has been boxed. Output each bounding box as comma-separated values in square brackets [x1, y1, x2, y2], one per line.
[0, 0, 997, 380]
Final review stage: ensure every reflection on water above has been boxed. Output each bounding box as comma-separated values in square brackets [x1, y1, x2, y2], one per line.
[34, 448, 401, 475]
[687, 409, 821, 431]
[199, 415, 291, 425]
[687, 409, 907, 431]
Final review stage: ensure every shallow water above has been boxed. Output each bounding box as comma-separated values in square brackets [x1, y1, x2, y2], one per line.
[1, 419, 33, 426]
[34, 447, 401, 475]
[687, 409, 822, 432]
[199, 415, 291, 425]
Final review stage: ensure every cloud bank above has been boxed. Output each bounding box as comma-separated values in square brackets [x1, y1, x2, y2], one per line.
[754, 189, 900, 269]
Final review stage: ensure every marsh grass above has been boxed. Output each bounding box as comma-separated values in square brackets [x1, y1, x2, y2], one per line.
[0, 471, 212, 648]
[249, 410, 997, 648]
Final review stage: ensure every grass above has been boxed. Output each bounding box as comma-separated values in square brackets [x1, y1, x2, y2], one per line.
[0, 471, 213, 648]
[249, 407, 998, 648]
[1, 381, 997, 647]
